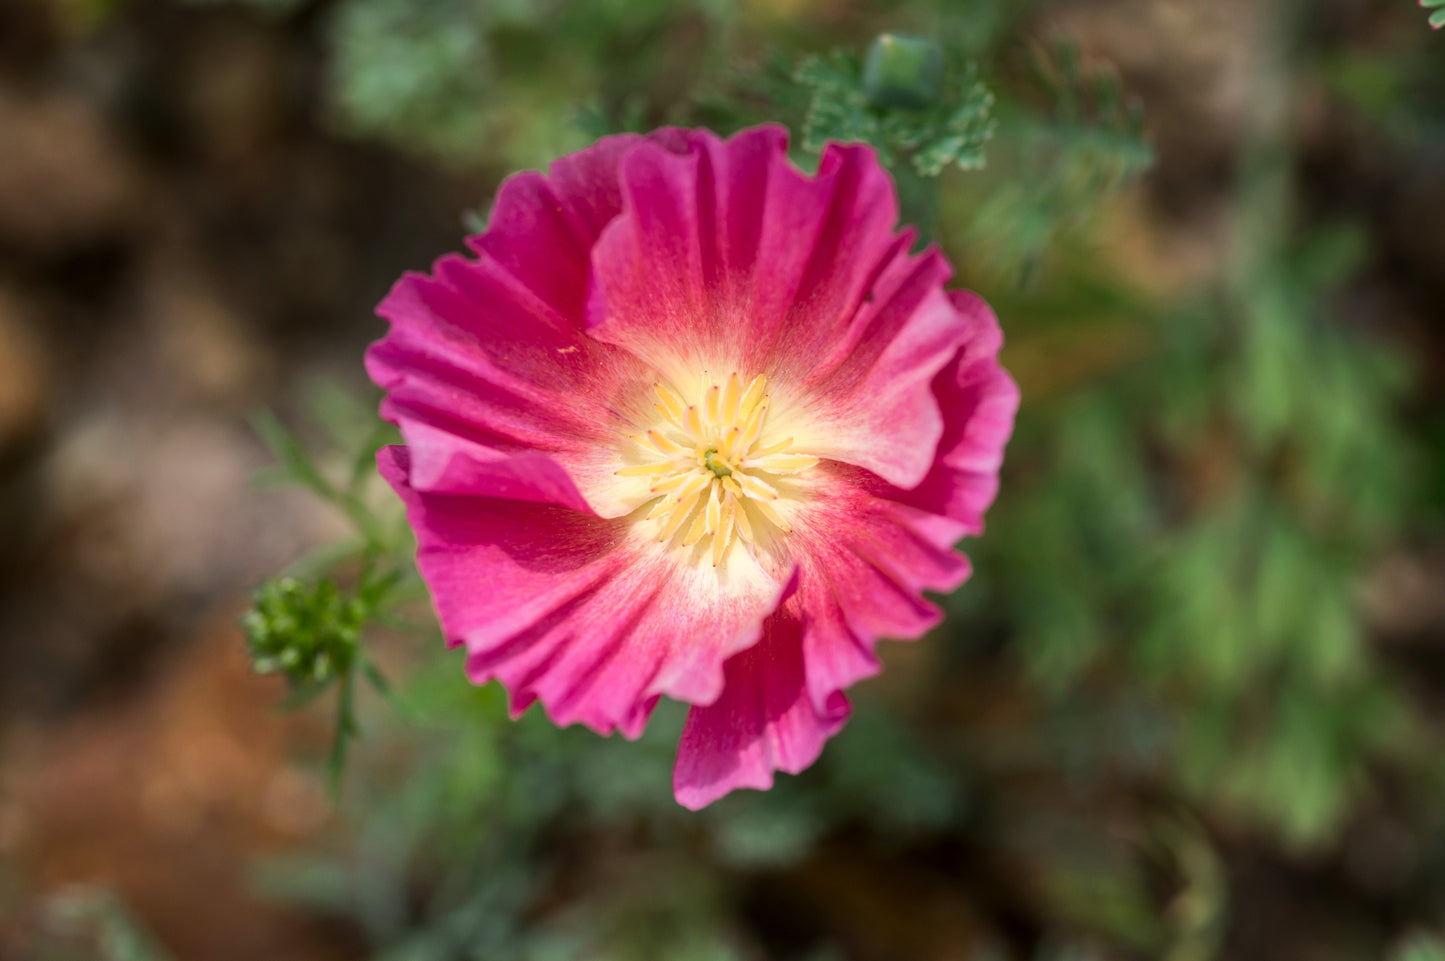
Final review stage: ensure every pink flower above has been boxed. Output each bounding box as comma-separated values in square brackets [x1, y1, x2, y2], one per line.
[367, 125, 1018, 808]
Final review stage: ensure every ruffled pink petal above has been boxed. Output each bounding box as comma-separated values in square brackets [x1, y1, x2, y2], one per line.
[790, 465, 975, 716]
[379, 446, 792, 739]
[586, 128, 961, 487]
[891, 291, 1020, 530]
[673, 603, 850, 810]
[367, 257, 647, 512]
[794, 244, 969, 488]
[585, 127, 898, 372]
[367, 134, 664, 514]
[468, 133, 647, 324]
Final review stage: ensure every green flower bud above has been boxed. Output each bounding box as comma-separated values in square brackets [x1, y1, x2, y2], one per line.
[862, 34, 943, 110]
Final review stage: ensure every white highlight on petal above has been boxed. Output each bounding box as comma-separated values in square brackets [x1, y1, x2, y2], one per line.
[614, 371, 819, 566]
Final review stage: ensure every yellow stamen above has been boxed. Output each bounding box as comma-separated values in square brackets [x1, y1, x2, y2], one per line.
[615, 462, 673, 477]
[734, 472, 780, 501]
[740, 374, 767, 414]
[712, 502, 732, 566]
[622, 371, 815, 563]
[750, 436, 795, 458]
[660, 487, 702, 541]
[731, 495, 755, 544]
[752, 453, 819, 474]
[753, 497, 792, 533]
[704, 384, 722, 427]
[655, 383, 688, 425]
[683, 504, 710, 546]
[651, 474, 690, 493]
[646, 429, 685, 454]
[674, 471, 713, 503]
[722, 373, 742, 425]
[704, 482, 722, 533]
[738, 404, 768, 450]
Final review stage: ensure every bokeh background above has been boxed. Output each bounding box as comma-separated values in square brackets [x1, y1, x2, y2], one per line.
[2, 0, 1445, 959]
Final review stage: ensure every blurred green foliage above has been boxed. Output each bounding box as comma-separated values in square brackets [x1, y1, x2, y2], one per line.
[247, 385, 413, 789]
[26, 888, 177, 961]
[946, 43, 1153, 282]
[323, 0, 740, 169]
[215, 0, 1445, 957]
[986, 220, 1417, 847]
[1422, 0, 1445, 32]
[248, 661, 982, 961]
[794, 41, 995, 176]
[1396, 933, 1445, 961]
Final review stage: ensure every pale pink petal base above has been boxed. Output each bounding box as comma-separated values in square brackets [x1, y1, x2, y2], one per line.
[671, 467, 979, 805]
[366, 133, 659, 518]
[380, 446, 791, 739]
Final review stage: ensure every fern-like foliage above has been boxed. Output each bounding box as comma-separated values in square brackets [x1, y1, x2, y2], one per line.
[949, 42, 1153, 282]
[327, 0, 497, 164]
[795, 35, 995, 177]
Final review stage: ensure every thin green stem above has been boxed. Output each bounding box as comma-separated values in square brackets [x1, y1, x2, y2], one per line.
[327, 666, 358, 798]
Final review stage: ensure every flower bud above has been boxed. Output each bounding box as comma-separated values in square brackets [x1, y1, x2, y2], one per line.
[863, 34, 943, 110]
[243, 577, 362, 689]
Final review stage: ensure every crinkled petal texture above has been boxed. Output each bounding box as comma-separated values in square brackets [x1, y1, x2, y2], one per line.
[368, 124, 1018, 809]
[378, 447, 792, 738]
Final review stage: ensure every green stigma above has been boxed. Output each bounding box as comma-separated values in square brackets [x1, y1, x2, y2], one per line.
[702, 448, 732, 478]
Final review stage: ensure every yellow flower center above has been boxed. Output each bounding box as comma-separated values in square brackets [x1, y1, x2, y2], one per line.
[615, 372, 819, 566]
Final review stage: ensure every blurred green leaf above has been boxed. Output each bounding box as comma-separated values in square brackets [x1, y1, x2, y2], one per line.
[42, 888, 176, 961]
[1394, 932, 1445, 961]
[948, 42, 1152, 283]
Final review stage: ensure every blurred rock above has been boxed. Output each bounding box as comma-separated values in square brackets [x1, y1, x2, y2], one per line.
[45, 409, 339, 605]
[0, 626, 351, 961]
[770, 845, 996, 961]
[1359, 551, 1445, 641]
[0, 286, 52, 451]
[1046, 0, 1259, 203]
[0, 0, 60, 80]
[0, 86, 144, 249]
[1094, 185, 1231, 297]
[175, 19, 294, 170]
[0, 404, 345, 716]
[143, 251, 272, 406]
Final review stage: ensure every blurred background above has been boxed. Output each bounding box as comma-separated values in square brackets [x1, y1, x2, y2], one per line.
[2, 0, 1445, 958]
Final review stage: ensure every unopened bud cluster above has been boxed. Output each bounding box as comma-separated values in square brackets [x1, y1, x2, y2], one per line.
[243, 577, 364, 688]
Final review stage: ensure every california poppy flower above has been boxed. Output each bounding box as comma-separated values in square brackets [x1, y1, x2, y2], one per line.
[369, 125, 1017, 808]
